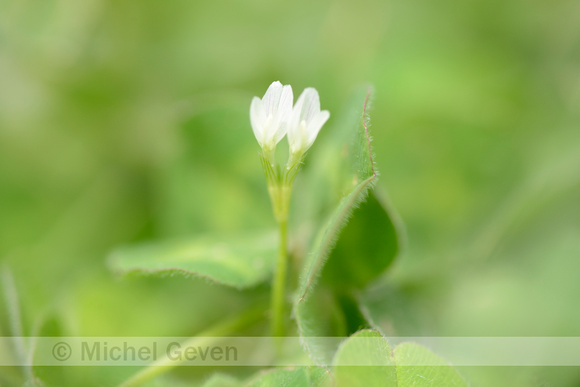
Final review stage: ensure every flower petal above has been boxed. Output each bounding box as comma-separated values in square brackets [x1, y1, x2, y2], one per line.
[306, 110, 330, 146]
[288, 87, 327, 155]
[262, 81, 283, 116]
[287, 96, 304, 153]
[297, 88, 321, 122]
[250, 97, 266, 146]
[271, 84, 293, 145]
[278, 84, 293, 121]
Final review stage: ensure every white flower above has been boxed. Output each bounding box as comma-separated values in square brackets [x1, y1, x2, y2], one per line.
[250, 81, 293, 151]
[287, 87, 330, 156]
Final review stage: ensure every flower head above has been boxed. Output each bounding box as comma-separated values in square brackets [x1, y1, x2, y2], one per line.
[287, 87, 330, 157]
[250, 81, 293, 151]
[250, 82, 330, 224]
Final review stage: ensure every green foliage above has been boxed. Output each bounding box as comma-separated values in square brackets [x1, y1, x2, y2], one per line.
[333, 330, 396, 387]
[3, 0, 578, 384]
[90, 89, 409, 386]
[294, 87, 402, 364]
[295, 86, 378, 299]
[333, 330, 467, 387]
[321, 190, 401, 289]
[246, 367, 329, 387]
[201, 374, 242, 387]
[394, 343, 467, 386]
[108, 231, 277, 288]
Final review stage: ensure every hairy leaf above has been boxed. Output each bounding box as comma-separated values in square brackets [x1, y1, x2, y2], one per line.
[295, 86, 376, 305]
[394, 342, 467, 386]
[294, 86, 401, 364]
[245, 367, 330, 387]
[333, 330, 397, 387]
[321, 189, 402, 289]
[333, 330, 467, 387]
[109, 231, 276, 288]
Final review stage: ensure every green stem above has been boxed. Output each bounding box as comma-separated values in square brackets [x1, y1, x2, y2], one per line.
[120, 306, 264, 387]
[271, 219, 288, 337]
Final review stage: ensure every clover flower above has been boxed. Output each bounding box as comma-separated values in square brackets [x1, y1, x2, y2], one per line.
[250, 81, 293, 153]
[287, 87, 330, 158]
[250, 82, 330, 223]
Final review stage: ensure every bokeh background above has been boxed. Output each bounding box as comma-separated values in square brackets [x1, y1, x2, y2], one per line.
[1, 0, 579, 385]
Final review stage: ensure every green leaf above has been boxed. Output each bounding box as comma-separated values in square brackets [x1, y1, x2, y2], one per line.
[201, 373, 243, 387]
[294, 86, 401, 364]
[108, 230, 277, 288]
[333, 330, 397, 387]
[321, 189, 402, 289]
[295, 176, 376, 304]
[293, 173, 378, 363]
[332, 330, 467, 387]
[295, 86, 377, 306]
[394, 342, 467, 386]
[245, 367, 330, 387]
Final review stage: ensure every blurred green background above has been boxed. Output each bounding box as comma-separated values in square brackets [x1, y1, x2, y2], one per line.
[1, 0, 579, 385]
